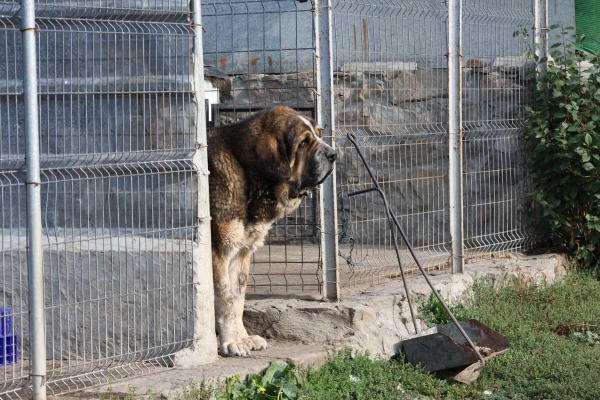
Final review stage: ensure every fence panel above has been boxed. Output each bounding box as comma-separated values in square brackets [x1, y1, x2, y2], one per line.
[0, 15, 31, 398]
[1, 0, 208, 396]
[202, 0, 322, 294]
[332, 0, 452, 289]
[461, 0, 534, 256]
[38, 9, 198, 394]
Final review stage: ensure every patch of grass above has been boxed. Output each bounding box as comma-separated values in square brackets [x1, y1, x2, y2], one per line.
[176, 379, 217, 400]
[464, 273, 600, 400]
[300, 272, 600, 399]
[300, 350, 477, 400]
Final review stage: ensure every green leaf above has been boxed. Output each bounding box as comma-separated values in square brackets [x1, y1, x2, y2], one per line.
[583, 162, 595, 171]
[550, 24, 560, 30]
[281, 382, 300, 399]
[262, 361, 288, 385]
[585, 133, 593, 146]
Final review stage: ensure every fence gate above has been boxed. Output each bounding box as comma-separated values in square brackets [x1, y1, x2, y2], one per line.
[0, 0, 215, 397]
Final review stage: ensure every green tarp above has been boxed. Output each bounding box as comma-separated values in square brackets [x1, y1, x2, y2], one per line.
[576, 0, 600, 54]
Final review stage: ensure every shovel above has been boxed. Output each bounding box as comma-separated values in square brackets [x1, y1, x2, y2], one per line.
[345, 132, 510, 384]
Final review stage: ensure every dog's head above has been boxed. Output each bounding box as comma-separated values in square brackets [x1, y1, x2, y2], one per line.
[254, 106, 337, 199]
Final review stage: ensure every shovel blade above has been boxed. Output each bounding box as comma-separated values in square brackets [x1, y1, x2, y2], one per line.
[454, 362, 484, 384]
[401, 320, 510, 374]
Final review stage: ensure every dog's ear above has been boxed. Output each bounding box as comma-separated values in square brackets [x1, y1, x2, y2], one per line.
[256, 134, 292, 183]
[315, 125, 325, 138]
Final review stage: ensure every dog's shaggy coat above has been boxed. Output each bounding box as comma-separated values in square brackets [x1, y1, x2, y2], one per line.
[208, 106, 336, 356]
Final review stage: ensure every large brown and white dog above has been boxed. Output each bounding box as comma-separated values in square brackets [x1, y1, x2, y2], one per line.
[208, 106, 337, 356]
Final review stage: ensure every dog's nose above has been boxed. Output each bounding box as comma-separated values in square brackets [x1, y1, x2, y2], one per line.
[327, 150, 337, 162]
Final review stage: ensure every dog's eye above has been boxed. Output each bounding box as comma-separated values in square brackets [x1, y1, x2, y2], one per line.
[299, 138, 310, 148]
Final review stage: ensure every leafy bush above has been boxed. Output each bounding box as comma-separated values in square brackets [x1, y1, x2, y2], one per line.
[219, 361, 303, 400]
[418, 291, 475, 326]
[516, 25, 600, 269]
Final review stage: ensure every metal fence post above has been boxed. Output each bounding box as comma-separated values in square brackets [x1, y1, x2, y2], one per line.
[21, 0, 46, 397]
[173, 0, 218, 366]
[315, 0, 340, 300]
[534, 0, 548, 76]
[448, 0, 464, 274]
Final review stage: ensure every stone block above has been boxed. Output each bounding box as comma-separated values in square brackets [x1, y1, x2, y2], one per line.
[390, 69, 448, 103]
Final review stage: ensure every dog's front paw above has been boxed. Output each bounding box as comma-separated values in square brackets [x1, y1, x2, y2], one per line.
[220, 340, 252, 357]
[242, 335, 268, 351]
[219, 335, 268, 357]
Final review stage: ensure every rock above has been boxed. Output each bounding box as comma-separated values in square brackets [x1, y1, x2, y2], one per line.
[243, 254, 568, 358]
[390, 69, 448, 103]
[339, 61, 418, 77]
[492, 56, 535, 75]
[466, 58, 487, 68]
[479, 73, 520, 102]
[336, 105, 370, 125]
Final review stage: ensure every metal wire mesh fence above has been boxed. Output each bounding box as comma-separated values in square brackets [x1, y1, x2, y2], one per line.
[332, 0, 535, 289]
[200, 0, 535, 294]
[201, 0, 322, 294]
[333, 0, 452, 288]
[0, 0, 541, 396]
[0, 0, 211, 397]
[461, 0, 534, 256]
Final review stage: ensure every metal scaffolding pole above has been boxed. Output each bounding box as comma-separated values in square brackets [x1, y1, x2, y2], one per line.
[448, 0, 464, 274]
[315, 0, 340, 300]
[21, 0, 46, 397]
[534, 0, 548, 77]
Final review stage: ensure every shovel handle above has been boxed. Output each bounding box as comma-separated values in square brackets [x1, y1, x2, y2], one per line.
[346, 132, 486, 366]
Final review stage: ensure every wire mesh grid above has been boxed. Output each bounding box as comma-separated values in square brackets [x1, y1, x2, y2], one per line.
[332, 0, 452, 289]
[41, 163, 196, 396]
[0, 17, 30, 398]
[201, 0, 322, 294]
[461, 0, 534, 256]
[1, 0, 201, 396]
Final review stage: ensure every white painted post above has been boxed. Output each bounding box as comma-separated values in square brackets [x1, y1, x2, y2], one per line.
[315, 0, 340, 300]
[534, 0, 548, 77]
[173, 0, 218, 366]
[448, 0, 464, 274]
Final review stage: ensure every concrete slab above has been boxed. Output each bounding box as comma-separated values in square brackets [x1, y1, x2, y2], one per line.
[54, 342, 328, 399]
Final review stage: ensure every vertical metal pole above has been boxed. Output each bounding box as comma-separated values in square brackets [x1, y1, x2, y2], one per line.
[448, 0, 464, 274]
[173, 0, 218, 366]
[21, 0, 46, 398]
[315, 0, 340, 300]
[534, 0, 548, 77]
